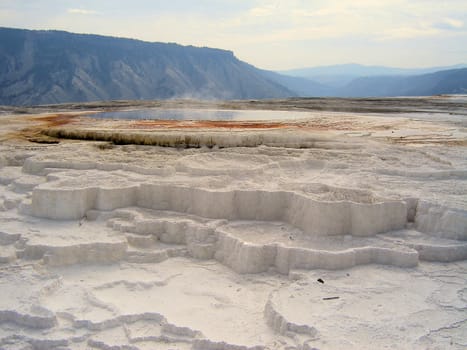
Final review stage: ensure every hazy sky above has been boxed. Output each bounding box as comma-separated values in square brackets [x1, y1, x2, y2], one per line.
[1, 0, 466, 70]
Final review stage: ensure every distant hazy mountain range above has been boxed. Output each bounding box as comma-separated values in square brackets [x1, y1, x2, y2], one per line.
[277, 63, 467, 97]
[279, 63, 467, 87]
[0, 27, 466, 106]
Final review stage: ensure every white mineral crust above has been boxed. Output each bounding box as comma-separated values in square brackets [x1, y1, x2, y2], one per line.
[0, 104, 466, 349]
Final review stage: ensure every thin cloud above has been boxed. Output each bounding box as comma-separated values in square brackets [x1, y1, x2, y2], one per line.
[248, 2, 281, 17]
[378, 26, 440, 40]
[3, 0, 466, 69]
[68, 8, 97, 15]
[434, 18, 464, 30]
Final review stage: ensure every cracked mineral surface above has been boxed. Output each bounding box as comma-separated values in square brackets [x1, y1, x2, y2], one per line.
[0, 97, 466, 349]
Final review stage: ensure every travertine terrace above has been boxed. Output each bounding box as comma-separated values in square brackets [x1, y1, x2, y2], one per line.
[0, 97, 466, 349]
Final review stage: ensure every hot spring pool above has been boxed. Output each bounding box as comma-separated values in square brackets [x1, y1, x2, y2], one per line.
[90, 108, 310, 121]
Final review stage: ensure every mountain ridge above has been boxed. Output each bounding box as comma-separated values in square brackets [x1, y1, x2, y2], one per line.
[279, 62, 467, 78]
[1, 27, 466, 105]
[339, 68, 467, 97]
[0, 27, 294, 105]
[278, 63, 467, 89]
[273, 64, 467, 97]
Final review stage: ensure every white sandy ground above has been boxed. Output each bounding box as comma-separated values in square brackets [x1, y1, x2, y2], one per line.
[0, 106, 466, 349]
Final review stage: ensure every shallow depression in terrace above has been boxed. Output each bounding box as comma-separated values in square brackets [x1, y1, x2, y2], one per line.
[90, 108, 310, 121]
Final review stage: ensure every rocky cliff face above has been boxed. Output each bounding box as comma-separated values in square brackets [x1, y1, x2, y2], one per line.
[0, 28, 293, 105]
